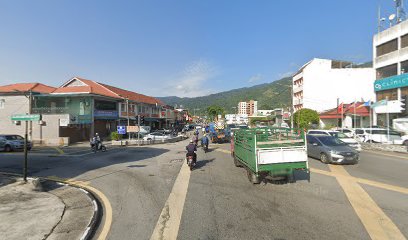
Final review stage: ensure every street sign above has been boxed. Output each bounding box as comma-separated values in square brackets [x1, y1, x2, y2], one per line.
[127, 126, 140, 133]
[117, 126, 126, 135]
[11, 114, 41, 121]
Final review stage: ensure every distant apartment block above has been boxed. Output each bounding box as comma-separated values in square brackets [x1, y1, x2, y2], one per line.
[238, 100, 257, 116]
[292, 58, 375, 113]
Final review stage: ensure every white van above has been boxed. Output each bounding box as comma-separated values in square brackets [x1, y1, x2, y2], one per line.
[354, 128, 403, 145]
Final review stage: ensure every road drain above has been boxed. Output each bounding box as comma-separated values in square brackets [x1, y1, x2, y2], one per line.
[170, 159, 184, 163]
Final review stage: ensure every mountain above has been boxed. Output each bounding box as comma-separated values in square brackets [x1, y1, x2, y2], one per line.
[158, 77, 292, 114]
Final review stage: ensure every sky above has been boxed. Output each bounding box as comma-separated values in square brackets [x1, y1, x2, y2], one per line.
[0, 0, 399, 97]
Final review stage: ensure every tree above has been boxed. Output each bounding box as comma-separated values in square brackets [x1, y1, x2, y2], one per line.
[206, 105, 225, 120]
[293, 108, 320, 129]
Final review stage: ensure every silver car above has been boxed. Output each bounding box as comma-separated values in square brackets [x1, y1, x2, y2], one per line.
[306, 134, 359, 164]
[0, 135, 32, 152]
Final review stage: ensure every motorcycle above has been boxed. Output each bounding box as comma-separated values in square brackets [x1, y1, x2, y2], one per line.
[186, 155, 195, 171]
[203, 144, 208, 153]
[90, 141, 107, 153]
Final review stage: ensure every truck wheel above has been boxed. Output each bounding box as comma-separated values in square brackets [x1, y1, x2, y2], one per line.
[320, 153, 329, 164]
[247, 169, 260, 184]
[233, 154, 242, 167]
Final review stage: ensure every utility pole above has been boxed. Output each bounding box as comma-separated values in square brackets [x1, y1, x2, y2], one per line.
[126, 97, 130, 140]
[29, 90, 32, 141]
[137, 115, 141, 146]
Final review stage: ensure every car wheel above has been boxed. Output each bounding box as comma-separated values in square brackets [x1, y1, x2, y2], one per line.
[4, 145, 12, 152]
[403, 140, 408, 146]
[320, 153, 329, 164]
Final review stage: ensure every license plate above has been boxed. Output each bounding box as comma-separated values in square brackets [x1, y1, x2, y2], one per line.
[345, 157, 354, 161]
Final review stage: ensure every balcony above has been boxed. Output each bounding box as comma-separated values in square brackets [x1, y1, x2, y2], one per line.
[293, 98, 303, 105]
[293, 85, 303, 93]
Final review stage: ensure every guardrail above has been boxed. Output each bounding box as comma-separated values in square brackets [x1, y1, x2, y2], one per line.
[111, 132, 195, 146]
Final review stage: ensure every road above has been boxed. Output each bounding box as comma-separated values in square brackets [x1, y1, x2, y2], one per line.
[0, 140, 407, 240]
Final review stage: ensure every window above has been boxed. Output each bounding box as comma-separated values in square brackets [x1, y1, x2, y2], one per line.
[376, 89, 398, 101]
[0, 99, 4, 109]
[401, 34, 408, 49]
[355, 129, 364, 134]
[376, 64, 398, 79]
[376, 39, 398, 57]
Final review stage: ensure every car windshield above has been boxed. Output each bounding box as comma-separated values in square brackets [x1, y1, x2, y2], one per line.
[238, 125, 248, 129]
[330, 132, 348, 138]
[317, 136, 346, 146]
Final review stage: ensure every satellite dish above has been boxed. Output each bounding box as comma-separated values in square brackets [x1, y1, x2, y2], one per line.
[389, 14, 396, 21]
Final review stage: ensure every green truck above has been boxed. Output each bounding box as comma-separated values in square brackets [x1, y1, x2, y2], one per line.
[231, 127, 309, 184]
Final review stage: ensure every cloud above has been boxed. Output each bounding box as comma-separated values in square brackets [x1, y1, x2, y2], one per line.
[248, 73, 263, 83]
[168, 59, 217, 97]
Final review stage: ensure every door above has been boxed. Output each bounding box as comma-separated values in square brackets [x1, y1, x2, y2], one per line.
[306, 136, 318, 158]
[0, 137, 6, 151]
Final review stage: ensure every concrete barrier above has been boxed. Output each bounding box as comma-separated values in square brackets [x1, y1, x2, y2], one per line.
[111, 135, 186, 146]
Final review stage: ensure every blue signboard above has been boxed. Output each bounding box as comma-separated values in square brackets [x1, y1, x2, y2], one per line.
[94, 110, 119, 118]
[374, 73, 408, 92]
[117, 126, 126, 135]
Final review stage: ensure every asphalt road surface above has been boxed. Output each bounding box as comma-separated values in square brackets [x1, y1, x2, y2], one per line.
[0, 140, 407, 240]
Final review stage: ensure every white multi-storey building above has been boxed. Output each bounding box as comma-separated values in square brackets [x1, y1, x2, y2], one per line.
[372, 19, 408, 125]
[292, 58, 375, 113]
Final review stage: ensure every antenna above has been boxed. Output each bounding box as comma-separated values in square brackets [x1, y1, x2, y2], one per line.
[395, 0, 406, 23]
[378, 5, 386, 33]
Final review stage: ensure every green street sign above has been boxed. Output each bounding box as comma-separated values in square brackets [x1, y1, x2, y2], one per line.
[11, 114, 41, 121]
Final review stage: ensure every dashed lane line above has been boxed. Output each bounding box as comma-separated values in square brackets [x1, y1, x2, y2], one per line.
[329, 165, 406, 240]
[150, 161, 191, 240]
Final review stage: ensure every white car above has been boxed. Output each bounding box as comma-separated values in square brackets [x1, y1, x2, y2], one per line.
[354, 128, 403, 144]
[335, 128, 355, 138]
[143, 132, 172, 141]
[307, 130, 361, 151]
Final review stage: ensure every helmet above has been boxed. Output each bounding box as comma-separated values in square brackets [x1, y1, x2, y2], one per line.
[190, 139, 194, 143]
[95, 133, 99, 136]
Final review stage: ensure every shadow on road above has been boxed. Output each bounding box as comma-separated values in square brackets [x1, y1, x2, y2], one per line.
[194, 158, 215, 169]
[0, 147, 169, 182]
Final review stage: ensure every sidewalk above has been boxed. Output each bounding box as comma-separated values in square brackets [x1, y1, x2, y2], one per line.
[361, 143, 408, 154]
[0, 174, 95, 240]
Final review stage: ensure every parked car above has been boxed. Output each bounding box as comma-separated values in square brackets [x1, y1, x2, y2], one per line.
[0, 136, 6, 151]
[306, 134, 359, 164]
[354, 128, 403, 144]
[0, 134, 32, 152]
[307, 130, 361, 151]
[143, 132, 172, 141]
[335, 128, 355, 138]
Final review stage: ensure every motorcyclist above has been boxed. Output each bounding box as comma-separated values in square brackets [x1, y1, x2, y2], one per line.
[201, 133, 209, 150]
[192, 133, 199, 146]
[186, 139, 197, 165]
[91, 133, 101, 150]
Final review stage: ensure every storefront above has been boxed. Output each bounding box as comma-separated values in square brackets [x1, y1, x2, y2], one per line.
[373, 74, 408, 126]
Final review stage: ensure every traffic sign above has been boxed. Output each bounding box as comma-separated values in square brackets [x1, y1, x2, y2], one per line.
[127, 126, 140, 133]
[117, 126, 126, 134]
[11, 114, 41, 121]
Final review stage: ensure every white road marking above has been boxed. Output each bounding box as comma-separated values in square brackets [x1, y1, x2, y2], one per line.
[150, 162, 191, 240]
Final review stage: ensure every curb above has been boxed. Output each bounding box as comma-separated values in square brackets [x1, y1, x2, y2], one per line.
[0, 172, 102, 240]
[54, 181, 101, 240]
